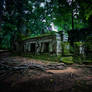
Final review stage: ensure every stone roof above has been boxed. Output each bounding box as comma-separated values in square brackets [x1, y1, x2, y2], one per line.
[22, 31, 57, 41]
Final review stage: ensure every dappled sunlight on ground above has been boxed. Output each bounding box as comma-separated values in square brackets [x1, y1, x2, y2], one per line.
[12, 56, 49, 65]
[47, 67, 82, 74]
[0, 55, 92, 92]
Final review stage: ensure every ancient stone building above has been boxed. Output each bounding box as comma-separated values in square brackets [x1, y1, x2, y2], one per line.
[23, 32, 63, 56]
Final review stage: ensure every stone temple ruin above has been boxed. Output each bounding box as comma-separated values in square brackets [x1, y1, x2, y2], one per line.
[23, 31, 68, 56]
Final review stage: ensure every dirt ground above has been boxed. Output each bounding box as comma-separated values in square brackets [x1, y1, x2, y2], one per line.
[0, 54, 92, 92]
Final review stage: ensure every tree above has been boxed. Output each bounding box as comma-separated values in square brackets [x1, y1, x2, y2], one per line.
[0, 0, 4, 31]
[0, 0, 91, 51]
[53, 0, 91, 31]
[0, 0, 55, 51]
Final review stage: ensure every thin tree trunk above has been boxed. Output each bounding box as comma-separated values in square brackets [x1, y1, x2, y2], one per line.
[72, 10, 74, 30]
[72, 0, 74, 30]
[71, 0, 74, 47]
[0, 0, 4, 31]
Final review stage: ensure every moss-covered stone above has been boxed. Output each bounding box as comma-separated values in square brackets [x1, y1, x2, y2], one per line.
[73, 42, 85, 64]
[61, 42, 71, 56]
[60, 56, 73, 64]
[84, 36, 92, 60]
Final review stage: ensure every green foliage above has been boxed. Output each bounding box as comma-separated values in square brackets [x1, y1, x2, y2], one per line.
[20, 53, 60, 62]
[74, 42, 83, 46]
[0, 0, 92, 52]
[73, 42, 85, 64]
[61, 56, 73, 64]
[0, 23, 17, 49]
[77, 0, 92, 21]
[0, 0, 55, 49]
[61, 42, 71, 56]
[69, 45, 74, 53]
[72, 39, 92, 64]
[84, 36, 92, 60]
[22, 31, 56, 40]
[53, 0, 89, 31]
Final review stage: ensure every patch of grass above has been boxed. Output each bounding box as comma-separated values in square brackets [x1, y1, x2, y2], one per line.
[61, 56, 74, 64]
[83, 59, 92, 65]
[85, 60, 92, 62]
[12, 53, 74, 64]
[21, 53, 60, 62]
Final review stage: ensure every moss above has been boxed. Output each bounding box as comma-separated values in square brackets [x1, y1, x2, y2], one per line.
[61, 42, 71, 56]
[73, 55, 84, 64]
[73, 42, 85, 64]
[22, 31, 57, 40]
[61, 56, 74, 64]
[21, 53, 60, 62]
[74, 42, 84, 46]
[84, 36, 92, 60]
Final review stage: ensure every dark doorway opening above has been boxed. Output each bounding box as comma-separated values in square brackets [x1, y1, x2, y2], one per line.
[30, 43, 36, 53]
[44, 42, 49, 53]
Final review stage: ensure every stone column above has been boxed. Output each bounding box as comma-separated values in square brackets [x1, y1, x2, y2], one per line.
[49, 42, 53, 53]
[36, 42, 41, 53]
[28, 43, 30, 52]
[24, 44, 26, 52]
[79, 45, 85, 55]
[41, 43, 45, 53]
[36, 42, 38, 53]
[56, 33, 62, 56]
[26, 42, 29, 52]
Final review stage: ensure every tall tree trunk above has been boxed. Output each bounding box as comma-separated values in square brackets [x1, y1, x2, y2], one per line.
[72, 0, 74, 30]
[0, 0, 4, 31]
[71, 0, 74, 47]
[72, 10, 74, 30]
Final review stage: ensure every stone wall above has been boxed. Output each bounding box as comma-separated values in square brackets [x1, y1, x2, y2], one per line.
[24, 35, 54, 55]
[23, 32, 66, 56]
[23, 33, 63, 56]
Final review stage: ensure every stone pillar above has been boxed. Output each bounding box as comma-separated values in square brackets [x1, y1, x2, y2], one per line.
[36, 42, 38, 53]
[28, 43, 30, 52]
[24, 44, 26, 52]
[36, 42, 41, 53]
[56, 33, 62, 56]
[41, 43, 44, 53]
[26, 42, 29, 52]
[79, 45, 85, 55]
[49, 42, 53, 53]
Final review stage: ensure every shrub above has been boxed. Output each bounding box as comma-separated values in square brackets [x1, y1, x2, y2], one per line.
[61, 42, 71, 56]
[84, 35, 92, 60]
[73, 42, 85, 64]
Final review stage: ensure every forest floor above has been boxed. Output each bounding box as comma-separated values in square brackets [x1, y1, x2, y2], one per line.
[0, 52, 92, 92]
